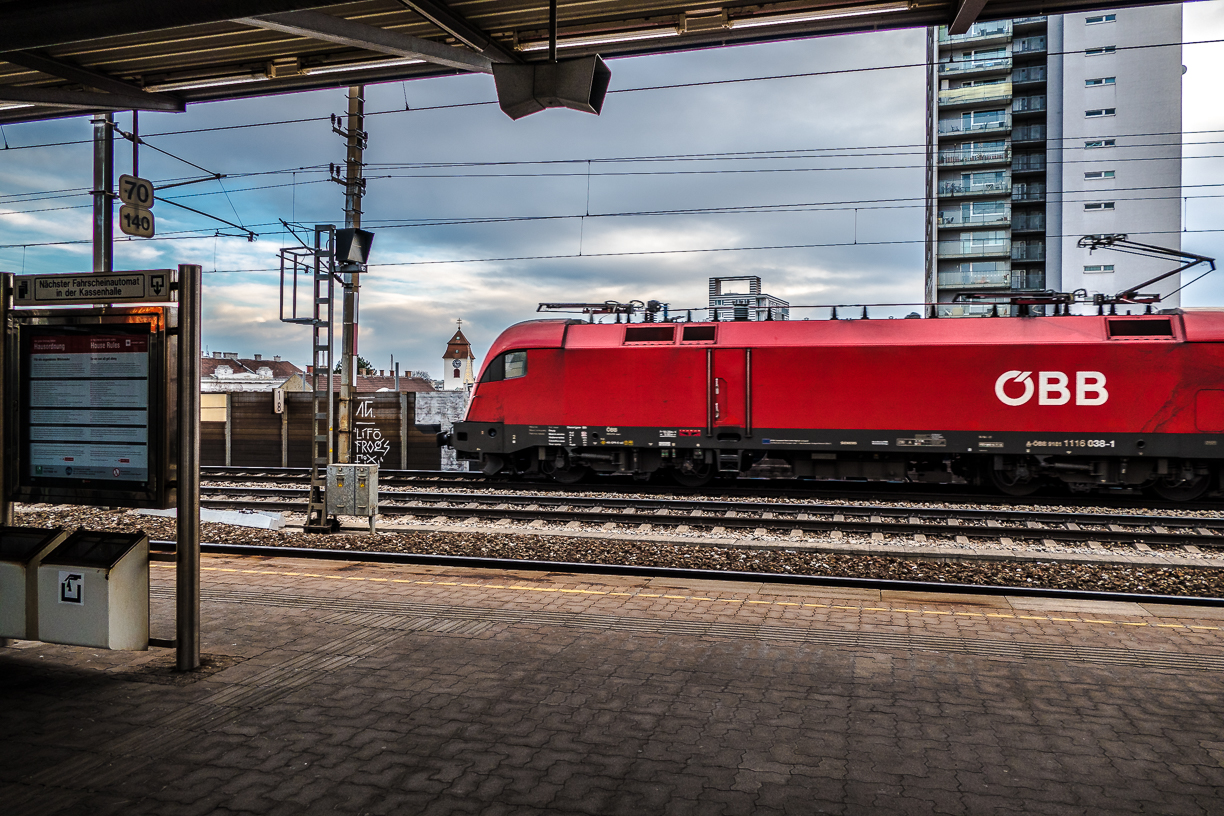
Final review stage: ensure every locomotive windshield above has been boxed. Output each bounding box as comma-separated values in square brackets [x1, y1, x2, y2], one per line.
[480, 350, 528, 383]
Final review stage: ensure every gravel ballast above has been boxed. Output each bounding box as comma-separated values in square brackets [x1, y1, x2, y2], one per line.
[18, 504, 1224, 599]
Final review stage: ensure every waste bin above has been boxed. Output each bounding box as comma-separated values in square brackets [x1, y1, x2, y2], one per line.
[37, 529, 149, 650]
[0, 527, 68, 640]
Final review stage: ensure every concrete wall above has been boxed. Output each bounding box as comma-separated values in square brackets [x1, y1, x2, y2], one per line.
[1056, 6, 1183, 307]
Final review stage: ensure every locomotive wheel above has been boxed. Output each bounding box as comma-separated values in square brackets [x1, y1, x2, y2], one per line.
[988, 466, 1043, 497]
[672, 464, 714, 488]
[1150, 473, 1211, 502]
[546, 465, 588, 485]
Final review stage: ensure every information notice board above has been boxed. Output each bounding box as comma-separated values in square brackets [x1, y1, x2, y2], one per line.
[28, 333, 150, 482]
[10, 309, 176, 508]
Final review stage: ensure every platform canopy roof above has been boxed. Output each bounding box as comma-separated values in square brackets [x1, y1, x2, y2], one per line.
[0, 0, 1184, 125]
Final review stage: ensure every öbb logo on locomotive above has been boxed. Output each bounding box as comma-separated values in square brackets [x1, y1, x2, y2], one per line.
[994, 371, 1109, 407]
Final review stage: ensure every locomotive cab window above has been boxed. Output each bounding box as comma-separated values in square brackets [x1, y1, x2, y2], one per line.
[1107, 318, 1174, 338]
[480, 350, 528, 382]
[624, 326, 674, 343]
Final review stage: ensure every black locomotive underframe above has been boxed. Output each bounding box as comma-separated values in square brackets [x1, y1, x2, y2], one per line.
[455, 421, 1224, 460]
[452, 421, 1224, 488]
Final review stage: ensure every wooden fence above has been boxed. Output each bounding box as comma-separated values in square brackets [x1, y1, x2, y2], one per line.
[202, 392, 443, 469]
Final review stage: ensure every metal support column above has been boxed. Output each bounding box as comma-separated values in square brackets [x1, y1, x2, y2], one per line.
[337, 85, 365, 465]
[177, 264, 202, 672]
[92, 113, 114, 273]
[0, 274, 11, 528]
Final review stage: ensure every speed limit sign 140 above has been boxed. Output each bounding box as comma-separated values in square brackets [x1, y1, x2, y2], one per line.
[118, 174, 155, 209]
[119, 204, 154, 237]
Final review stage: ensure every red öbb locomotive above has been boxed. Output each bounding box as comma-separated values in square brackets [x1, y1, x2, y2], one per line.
[449, 311, 1224, 500]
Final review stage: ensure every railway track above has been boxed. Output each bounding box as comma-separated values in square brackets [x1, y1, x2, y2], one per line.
[201, 466, 1224, 513]
[199, 485, 1224, 553]
[145, 539, 1224, 609]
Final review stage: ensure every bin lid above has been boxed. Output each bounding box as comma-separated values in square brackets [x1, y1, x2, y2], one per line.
[41, 529, 148, 569]
[0, 527, 66, 564]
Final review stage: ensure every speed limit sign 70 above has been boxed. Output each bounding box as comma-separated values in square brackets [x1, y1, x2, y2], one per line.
[119, 204, 155, 238]
[118, 174, 155, 209]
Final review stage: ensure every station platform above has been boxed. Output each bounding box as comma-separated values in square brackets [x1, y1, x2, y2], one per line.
[4, 552, 1224, 815]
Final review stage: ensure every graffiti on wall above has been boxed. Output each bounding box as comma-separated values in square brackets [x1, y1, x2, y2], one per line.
[354, 398, 391, 465]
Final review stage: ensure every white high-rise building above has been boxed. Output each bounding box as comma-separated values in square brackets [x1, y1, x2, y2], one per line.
[926, 8, 1182, 315]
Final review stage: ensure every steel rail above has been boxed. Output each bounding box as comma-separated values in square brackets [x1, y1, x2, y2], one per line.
[199, 466, 1224, 512]
[196, 486, 1224, 551]
[147, 539, 1224, 609]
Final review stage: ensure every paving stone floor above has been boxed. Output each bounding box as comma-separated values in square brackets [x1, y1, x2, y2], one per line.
[3, 553, 1224, 815]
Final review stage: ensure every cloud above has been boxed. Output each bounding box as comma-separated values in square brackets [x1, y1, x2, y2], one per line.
[0, 12, 1221, 374]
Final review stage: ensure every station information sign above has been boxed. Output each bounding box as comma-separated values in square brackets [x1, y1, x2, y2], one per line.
[9, 309, 176, 509]
[28, 333, 150, 483]
[15, 270, 173, 306]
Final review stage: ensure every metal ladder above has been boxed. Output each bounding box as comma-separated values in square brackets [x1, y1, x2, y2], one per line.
[280, 224, 337, 532]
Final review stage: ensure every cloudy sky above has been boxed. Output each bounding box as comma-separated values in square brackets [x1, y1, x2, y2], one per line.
[2, 3, 1222, 377]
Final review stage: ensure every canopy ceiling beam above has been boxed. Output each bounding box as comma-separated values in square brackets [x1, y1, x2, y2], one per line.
[2, 50, 184, 108]
[239, 10, 493, 74]
[948, 0, 991, 34]
[0, 0, 333, 52]
[0, 85, 185, 111]
[396, 0, 522, 64]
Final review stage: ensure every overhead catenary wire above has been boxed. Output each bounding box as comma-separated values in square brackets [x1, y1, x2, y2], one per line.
[10, 225, 1218, 272]
[7, 180, 1224, 247]
[2, 146, 1222, 213]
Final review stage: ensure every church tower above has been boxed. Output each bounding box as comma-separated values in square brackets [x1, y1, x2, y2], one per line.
[442, 321, 476, 392]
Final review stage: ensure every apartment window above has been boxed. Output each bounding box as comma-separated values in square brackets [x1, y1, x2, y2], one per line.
[1084, 170, 1116, 180]
[1085, 46, 1117, 56]
[1084, 202, 1116, 211]
[1085, 77, 1116, 87]
[1084, 264, 1116, 273]
[1085, 13, 1116, 24]
[1085, 139, 1116, 148]
[1085, 108, 1116, 118]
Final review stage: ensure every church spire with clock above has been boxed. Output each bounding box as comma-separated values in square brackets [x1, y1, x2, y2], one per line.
[442, 320, 476, 392]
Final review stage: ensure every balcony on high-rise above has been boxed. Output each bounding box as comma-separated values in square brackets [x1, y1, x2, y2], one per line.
[1013, 35, 1047, 55]
[937, 145, 1010, 167]
[938, 206, 1010, 228]
[1011, 270, 1046, 290]
[1011, 211, 1045, 232]
[1012, 124, 1047, 143]
[936, 302, 1007, 317]
[938, 20, 1012, 45]
[938, 178, 1012, 198]
[1012, 95, 1046, 113]
[1012, 182, 1045, 202]
[1011, 241, 1045, 261]
[1012, 153, 1046, 172]
[938, 266, 1012, 288]
[937, 57, 1012, 78]
[937, 115, 1011, 136]
[938, 82, 1014, 108]
[1012, 65, 1047, 85]
[938, 238, 1012, 259]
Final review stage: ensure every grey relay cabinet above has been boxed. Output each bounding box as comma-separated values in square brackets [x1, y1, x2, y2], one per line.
[0, 527, 69, 640]
[327, 464, 379, 532]
[37, 530, 149, 650]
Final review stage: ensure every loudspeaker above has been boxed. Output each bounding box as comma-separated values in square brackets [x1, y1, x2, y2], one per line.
[493, 56, 611, 120]
[335, 228, 374, 265]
